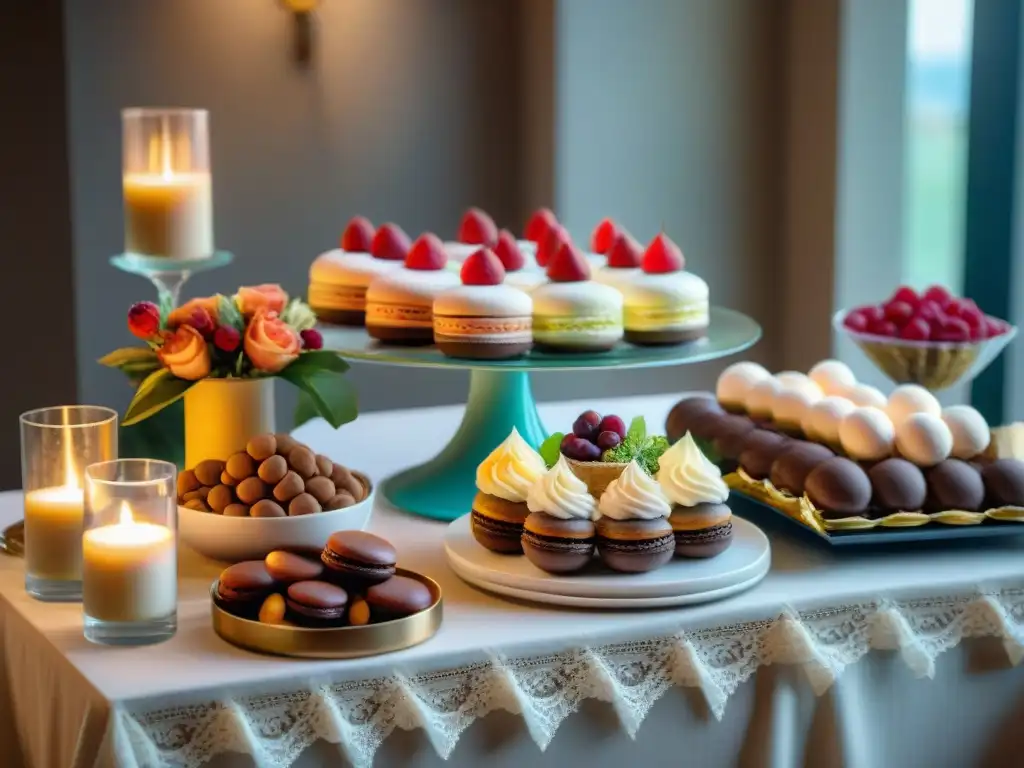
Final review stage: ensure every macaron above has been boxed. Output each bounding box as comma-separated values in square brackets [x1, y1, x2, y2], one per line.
[668, 502, 734, 558]
[521, 511, 596, 573]
[471, 492, 530, 554]
[595, 517, 674, 573]
[285, 580, 349, 626]
[321, 531, 397, 585]
[216, 561, 276, 612]
[264, 550, 324, 583]
[366, 575, 434, 620]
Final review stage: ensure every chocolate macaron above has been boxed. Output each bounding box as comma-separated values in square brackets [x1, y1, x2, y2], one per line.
[868, 458, 927, 512]
[366, 575, 434, 620]
[471, 492, 530, 554]
[770, 442, 834, 496]
[321, 531, 397, 585]
[286, 580, 349, 626]
[980, 458, 1024, 507]
[804, 457, 872, 518]
[265, 550, 324, 583]
[216, 561, 276, 613]
[668, 502, 733, 558]
[925, 459, 985, 511]
[521, 512, 595, 573]
[595, 518, 675, 573]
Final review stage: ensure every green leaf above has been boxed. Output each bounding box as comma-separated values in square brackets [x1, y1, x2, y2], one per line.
[218, 295, 245, 331]
[123, 369, 195, 426]
[278, 367, 357, 430]
[539, 432, 564, 467]
[120, 398, 185, 468]
[98, 347, 159, 369]
[627, 416, 647, 442]
[292, 389, 321, 429]
[286, 350, 349, 375]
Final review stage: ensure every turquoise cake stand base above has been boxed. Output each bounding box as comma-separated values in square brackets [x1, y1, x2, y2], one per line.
[320, 306, 761, 522]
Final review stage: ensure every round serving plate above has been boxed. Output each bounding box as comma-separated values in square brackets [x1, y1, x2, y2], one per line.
[444, 513, 770, 602]
[211, 567, 442, 658]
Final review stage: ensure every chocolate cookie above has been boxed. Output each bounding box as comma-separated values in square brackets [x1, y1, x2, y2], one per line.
[868, 458, 927, 512]
[925, 459, 985, 511]
[770, 442, 835, 495]
[805, 457, 872, 518]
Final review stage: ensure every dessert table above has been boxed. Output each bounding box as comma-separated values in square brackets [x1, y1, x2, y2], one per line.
[2, 393, 1024, 768]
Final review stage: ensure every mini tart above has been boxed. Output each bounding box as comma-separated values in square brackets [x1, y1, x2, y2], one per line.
[668, 502, 733, 558]
[308, 249, 400, 326]
[531, 281, 624, 352]
[471, 491, 531, 554]
[620, 271, 710, 345]
[365, 267, 460, 344]
[521, 512, 595, 574]
[433, 284, 533, 360]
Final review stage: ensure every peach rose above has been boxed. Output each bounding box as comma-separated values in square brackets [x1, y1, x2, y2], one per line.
[245, 310, 300, 373]
[159, 325, 211, 380]
[167, 296, 220, 328]
[236, 284, 288, 317]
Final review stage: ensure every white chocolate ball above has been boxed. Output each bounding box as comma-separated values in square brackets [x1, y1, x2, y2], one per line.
[895, 413, 953, 467]
[887, 384, 941, 428]
[773, 387, 820, 432]
[775, 371, 822, 399]
[839, 406, 895, 461]
[809, 359, 857, 396]
[941, 405, 990, 459]
[802, 396, 857, 447]
[845, 383, 888, 409]
[716, 362, 770, 411]
[746, 378, 780, 420]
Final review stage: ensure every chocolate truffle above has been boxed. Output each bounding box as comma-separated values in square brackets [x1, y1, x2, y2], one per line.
[685, 409, 731, 441]
[737, 430, 790, 480]
[770, 442, 835, 495]
[925, 459, 985, 512]
[711, 417, 757, 464]
[980, 458, 1024, 507]
[666, 395, 724, 443]
[868, 458, 927, 512]
[805, 457, 872, 518]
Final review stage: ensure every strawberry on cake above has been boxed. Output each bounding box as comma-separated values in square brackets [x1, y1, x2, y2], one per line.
[590, 217, 620, 255]
[444, 207, 499, 265]
[524, 207, 558, 244]
[594, 231, 643, 291]
[496, 229, 546, 293]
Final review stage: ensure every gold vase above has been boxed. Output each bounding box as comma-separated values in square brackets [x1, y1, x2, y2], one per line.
[184, 378, 275, 469]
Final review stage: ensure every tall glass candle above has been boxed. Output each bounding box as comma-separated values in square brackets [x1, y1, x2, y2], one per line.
[20, 406, 118, 601]
[122, 108, 213, 261]
[83, 459, 177, 646]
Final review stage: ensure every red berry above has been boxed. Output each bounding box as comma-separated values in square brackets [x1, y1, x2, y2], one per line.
[960, 306, 984, 329]
[572, 410, 602, 440]
[405, 233, 447, 271]
[590, 218, 619, 255]
[844, 311, 869, 332]
[641, 233, 685, 274]
[936, 317, 971, 342]
[371, 223, 411, 260]
[493, 229, 525, 271]
[341, 216, 374, 252]
[890, 285, 919, 309]
[457, 207, 498, 247]
[524, 207, 557, 243]
[868, 319, 898, 338]
[984, 317, 1009, 338]
[537, 225, 570, 267]
[597, 431, 622, 451]
[213, 325, 241, 353]
[884, 300, 914, 326]
[189, 307, 216, 339]
[547, 242, 591, 282]
[915, 299, 944, 323]
[598, 414, 627, 439]
[561, 434, 601, 461]
[606, 233, 643, 269]
[863, 305, 886, 323]
[922, 285, 952, 306]
[127, 301, 161, 340]
[899, 318, 931, 341]
[969, 323, 985, 341]
[300, 328, 323, 350]
[460, 248, 505, 286]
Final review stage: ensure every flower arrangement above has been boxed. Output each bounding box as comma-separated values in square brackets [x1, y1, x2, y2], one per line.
[100, 284, 356, 429]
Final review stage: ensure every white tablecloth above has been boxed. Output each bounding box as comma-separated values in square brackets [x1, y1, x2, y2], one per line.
[2, 394, 1024, 768]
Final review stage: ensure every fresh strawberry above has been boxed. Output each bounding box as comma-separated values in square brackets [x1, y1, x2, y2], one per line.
[371, 223, 411, 260]
[890, 285, 919, 309]
[641, 233, 685, 273]
[844, 310, 870, 332]
[899, 317, 931, 341]
[984, 317, 1010, 338]
[868, 319, 898, 338]
[935, 317, 971, 342]
[341, 216, 374, 252]
[922, 284, 952, 307]
[537, 225, 570, 267]
[547, 242, 591, 282]
[590, 218, 619, 255]
[493, 229, 525, 271]
[606, 232, 643, 268]
[915, 299, 944, 323]
[405, 233, 447, 270]
[458, 207, 498, 246]
[884, 301, 914, 326]
[524, 208, 557, 243]
[460, 248, 506, 286]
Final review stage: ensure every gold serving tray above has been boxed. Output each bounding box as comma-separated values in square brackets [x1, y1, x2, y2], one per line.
[211, 568, 443, 659]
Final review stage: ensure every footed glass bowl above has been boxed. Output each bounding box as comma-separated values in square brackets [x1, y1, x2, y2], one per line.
[834, 309, 1017, 391]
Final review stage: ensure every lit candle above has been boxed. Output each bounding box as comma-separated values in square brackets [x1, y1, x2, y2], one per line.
[82, 502, 176, 623]
[23, 442, 83, 583]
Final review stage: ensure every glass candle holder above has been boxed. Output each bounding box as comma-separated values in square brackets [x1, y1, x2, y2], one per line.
[83, 459, 178, 646]
[20, 406, 118, 601]
[122, 107, 213, 261]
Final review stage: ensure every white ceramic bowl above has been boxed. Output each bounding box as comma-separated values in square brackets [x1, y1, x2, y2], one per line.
[178, 475, 374, 563]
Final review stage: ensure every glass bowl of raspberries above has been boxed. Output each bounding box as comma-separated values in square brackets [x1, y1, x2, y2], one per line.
[834, 284, 1016, 390]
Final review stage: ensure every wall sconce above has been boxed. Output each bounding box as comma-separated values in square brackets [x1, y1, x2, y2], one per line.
[282, 0, 319, 66]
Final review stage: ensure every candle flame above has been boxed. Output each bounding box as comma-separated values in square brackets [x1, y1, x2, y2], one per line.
[119, 501, 135, 527]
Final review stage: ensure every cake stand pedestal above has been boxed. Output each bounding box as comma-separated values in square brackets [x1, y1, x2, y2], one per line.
[320, 306, 761, 521]
[110, 251, 234, 307]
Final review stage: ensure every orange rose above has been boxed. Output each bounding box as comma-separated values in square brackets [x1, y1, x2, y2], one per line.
[236, 284, 288, 317]
[159, 325, 211, 380]
[244, 310, 300, 373]
[167, 296, 220, 328]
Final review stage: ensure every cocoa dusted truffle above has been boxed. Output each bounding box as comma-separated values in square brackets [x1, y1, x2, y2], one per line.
[666, 395, 724, 443]
[868, 458, 927, 512]
[685, 409, 730, 441]
[738, 430, 790, 480]
[770, 442, 835, 496]
[805, 457, 872, 518]
[980, 458, 1024, 507]
[711, 417, 757, 462]
[925, 459, 985, 512]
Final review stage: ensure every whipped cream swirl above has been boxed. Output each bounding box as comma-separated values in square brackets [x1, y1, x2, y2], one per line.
[526, 455, 597, 520]
[476, 427, 547, 502]
[597, 460, 671, 521]
[657, 432, 729, 506]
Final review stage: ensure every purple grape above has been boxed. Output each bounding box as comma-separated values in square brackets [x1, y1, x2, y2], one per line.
[596, 430, 621, 451]
[561, 435, 601, 461]
[599, 414, 626, 439]
[572, 410, 602, 440]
